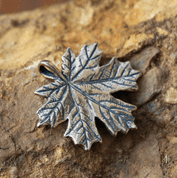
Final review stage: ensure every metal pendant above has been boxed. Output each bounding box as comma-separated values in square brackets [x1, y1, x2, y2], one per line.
[35, 43, 141, 150]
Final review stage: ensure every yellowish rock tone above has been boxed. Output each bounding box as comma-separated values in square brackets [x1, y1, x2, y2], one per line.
[0, 0, 177, 70]
[120, 33, 154, 57]
[125, 0, 177, 26]
[156, 27, 169, 36]
[165, 87, 177, 104]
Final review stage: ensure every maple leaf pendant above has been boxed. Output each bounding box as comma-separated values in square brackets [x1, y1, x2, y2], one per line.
[35, 43, 141, 150]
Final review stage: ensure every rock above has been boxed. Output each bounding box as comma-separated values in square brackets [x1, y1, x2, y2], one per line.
[120, 134, 134, 152]
[146, 100, 162, 115]
[130, 134, 162, 177]
[170, 52, 177, 63]
[167, 136, 177, 144]
[168, 46, 173, 50]
[146, 101, 172, 128]
[119, 33, 154, 57]
[170, 137, 177, 144]
[166, 21, 172, 30]
[10, 166, 18, 177]
[170, 165, 177, 178]
[156, 27, 169, 36]
[125, 0, 177, 26]
[171, 66, 177, 87]
[0, 130, 15, 163]
[130, 46, 159, 74]
[119, 134, 163, 178]
[131, 67, 162, 106]
[165, 87, 177, 104]
[155, 109, 173, 128]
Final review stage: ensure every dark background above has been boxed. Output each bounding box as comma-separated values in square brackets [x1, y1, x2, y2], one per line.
[0, 0, 67, 14]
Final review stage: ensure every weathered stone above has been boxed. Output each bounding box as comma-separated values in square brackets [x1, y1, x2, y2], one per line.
[169, 137, 177, 144]
[131, 67, 162, 106]
[120, 134, 134, 152]
[170, 52, 177, 63]
[166, 21, 172, 30]
[119, 33, 154, 57]
[146, 100, 162, 115]
[168, 46, 173, 51]
[125, 0, 177, 26]
[156, 27, 169, 36]
[145, 101, 172, 128]
[167, 135, 177, 144]
[10, 166, 18, 177]
[171, 165, 177, 178]
[171, 66, 177, 88]
[119, 134, 163, 178]
[155, 109, 173, 128]
[130, 46, 159, 74]
[165, 87, 177, 104]
[0, 130, 15, 163]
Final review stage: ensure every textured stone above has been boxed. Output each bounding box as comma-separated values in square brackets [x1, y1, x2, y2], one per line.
[131, 67, 162, 106]
[125, 0, 177, 26]
[120, 134, 134, 152]
[171, 66, 177, 88]
[170, 137, 177, 144]
[0, 130, 15, 162]
[120, 134, 163, 178]
[165, 87, 177, 104]
[130, 134, 163, 177]
[155, 109, 173, 128]
[156, 27, 169, 36]
[171, 165, 177, 178]
[119, 33, 154, 57]
[170, 52, 177, 63]
[130, 46, 159, 74]
[145, 101, 172, 127]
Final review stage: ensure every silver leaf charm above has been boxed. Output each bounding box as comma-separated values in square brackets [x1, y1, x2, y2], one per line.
[35, 43, 141, 150]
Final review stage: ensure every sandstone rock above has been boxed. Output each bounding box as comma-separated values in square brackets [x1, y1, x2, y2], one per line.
[130, 46, 159, 74]
[170, 137, 177, 144]
[171, 66, 177, 88]
[155, 109, 173, 128]
[120, 134, 134, 152]
[119, 33, 154, 57]
[156, 27, 169, 36]
[131, 67, 162, 106]
[120, 134, 163, 178]
[125, 0, 177, 26]
[146, 100, 162, 115]
[167, 136, 177, 144]
[165, 87, 177, 104]
[170, 52, 177, 63]
[129, 134, 163, 177]
[171, 165, 177, 178]
[0, 130, 15, 163]
[145, 101, 172, 128]
[10, 166, 18, 178]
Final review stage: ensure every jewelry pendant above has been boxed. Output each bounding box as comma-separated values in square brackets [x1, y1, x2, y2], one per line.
[35, 43, 141, 150]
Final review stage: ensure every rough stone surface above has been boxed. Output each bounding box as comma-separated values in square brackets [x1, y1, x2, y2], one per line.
[165, 87, 177, 104]
[1, 0, 177, 177]
[125, 0, 177, 26]
[170, 52, 177, 63]
[119, 33, 154, 57]
[130, 46, 159, 74]
[122, 134, 163, 178]
[168, 137, 177, 144]
[130, 67, 163, 106]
